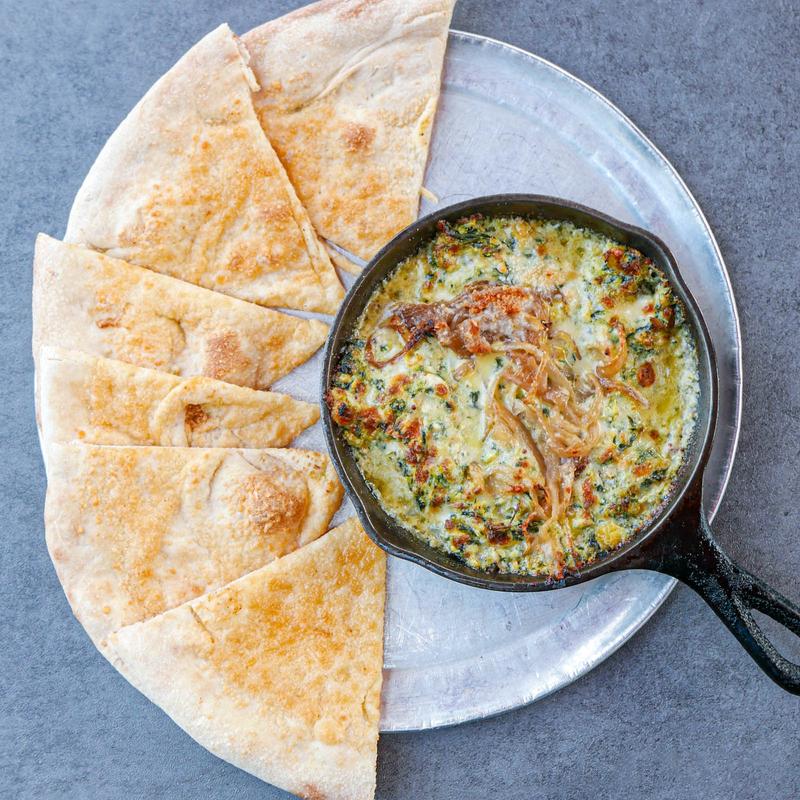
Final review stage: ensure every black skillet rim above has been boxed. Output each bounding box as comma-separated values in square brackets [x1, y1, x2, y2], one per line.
[321, 194, 718, 592]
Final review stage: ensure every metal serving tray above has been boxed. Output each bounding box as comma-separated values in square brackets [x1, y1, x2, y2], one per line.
[275, 31, 742, 731]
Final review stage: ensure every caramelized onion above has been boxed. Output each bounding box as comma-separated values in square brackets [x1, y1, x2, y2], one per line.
[364, 281, 646, 576]
[366, 283, 552, 365]
[596, 320, 627, 379]
[364, 304, 437, 367]
[479, 304, 606, 572]
[365, 334, 420, 368]
[596, 375, 649, 407]
[452, 359, 475, 379]
[490, 381, 547, 479]
[551, 330, 582, 361]
[591, 320, 651, 407]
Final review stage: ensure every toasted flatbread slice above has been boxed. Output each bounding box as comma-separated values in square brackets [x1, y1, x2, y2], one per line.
[32, 235, 328, 390]
[106, 518, 385, 800]
[38, 348, 319, 449]
[64, 24, 343, 314]
[242, 0, 454, 264]
[45, 444, 343, 646]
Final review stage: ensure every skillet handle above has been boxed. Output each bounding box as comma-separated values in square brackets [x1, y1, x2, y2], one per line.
[649, 504, 800, 693]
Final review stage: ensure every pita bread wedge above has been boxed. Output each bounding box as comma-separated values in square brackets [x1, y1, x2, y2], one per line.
[32, 235, 328, 390]
[45, 443, 343, 646]
[106, 518, 385, 800]
[38, 348, 319, 450]
[243, 0, 455, 263]
[64, 24, 343, 314]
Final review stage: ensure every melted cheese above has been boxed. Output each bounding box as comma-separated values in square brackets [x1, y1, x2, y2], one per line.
[330, 217, 700, 577]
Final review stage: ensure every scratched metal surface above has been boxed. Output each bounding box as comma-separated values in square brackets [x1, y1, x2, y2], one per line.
[273, 31, 743, 732]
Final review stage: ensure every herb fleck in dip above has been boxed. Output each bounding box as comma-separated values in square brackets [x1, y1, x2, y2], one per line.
[328, 216, 699, 578]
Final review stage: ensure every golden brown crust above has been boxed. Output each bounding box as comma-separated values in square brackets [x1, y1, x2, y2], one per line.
[242, 0, 454, 263]
[44, 444, 344, 646]
[37, 348, 320, 449]
[32, 235, 328, 390]
[236, 470, 309, 538]
[184, 404, 210, 431]
[106, 519, 385, 800]
[205, 331, 254, 383]
[64, 24, 343, 314]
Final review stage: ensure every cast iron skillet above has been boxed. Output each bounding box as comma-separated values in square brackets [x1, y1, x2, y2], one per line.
[322, 194, 800, 694]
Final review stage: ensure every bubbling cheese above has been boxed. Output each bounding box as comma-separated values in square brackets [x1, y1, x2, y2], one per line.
[328, 216, 700, 578]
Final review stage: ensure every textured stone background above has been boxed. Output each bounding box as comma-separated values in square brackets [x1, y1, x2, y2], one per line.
[2, 1, 799, 797]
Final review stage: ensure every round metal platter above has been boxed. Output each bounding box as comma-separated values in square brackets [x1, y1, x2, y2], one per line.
[275, 31, 742, 732]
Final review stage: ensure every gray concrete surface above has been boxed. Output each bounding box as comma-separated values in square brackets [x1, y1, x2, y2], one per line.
[2, 1, 799, 797]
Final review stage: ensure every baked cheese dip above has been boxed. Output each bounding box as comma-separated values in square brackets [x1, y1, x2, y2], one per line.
[328, 215, 700, 578]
